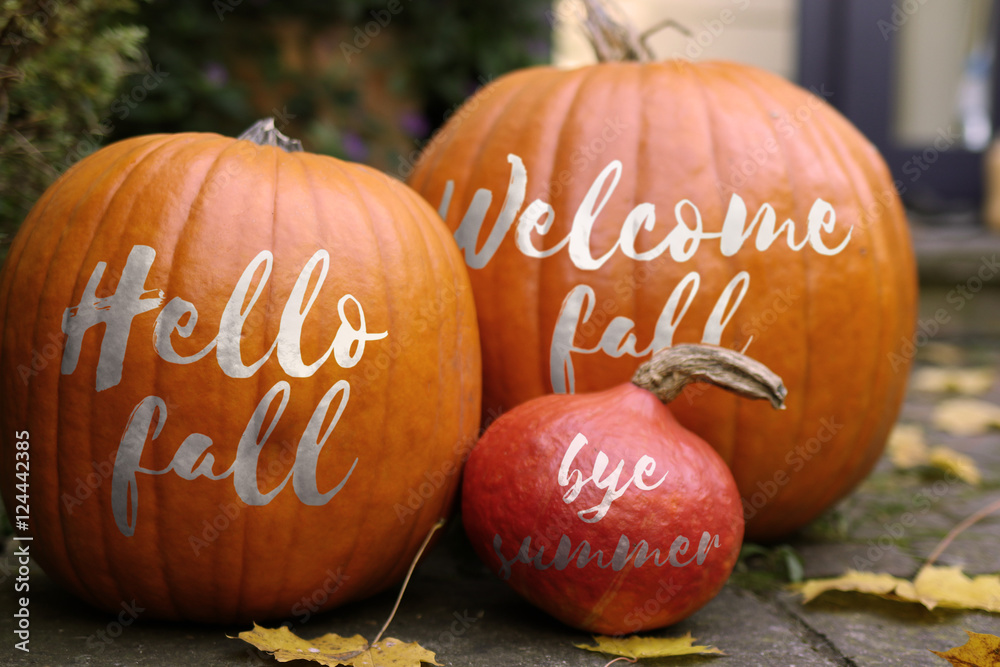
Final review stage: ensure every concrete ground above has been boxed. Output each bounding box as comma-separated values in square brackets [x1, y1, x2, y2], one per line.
[2, 220, 1000, 666]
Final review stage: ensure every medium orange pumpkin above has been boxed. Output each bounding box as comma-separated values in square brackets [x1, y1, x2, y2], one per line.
[409, 24, 917, 540]
[0, 120, 481, 622]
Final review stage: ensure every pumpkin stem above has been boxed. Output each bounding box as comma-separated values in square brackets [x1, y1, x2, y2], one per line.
[237, 118, 303, 152]
[632, 344, 787, 409]
[578, 0, 690, 62]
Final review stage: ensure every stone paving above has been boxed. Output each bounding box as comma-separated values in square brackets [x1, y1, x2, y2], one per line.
[2, 223, 1000, 666]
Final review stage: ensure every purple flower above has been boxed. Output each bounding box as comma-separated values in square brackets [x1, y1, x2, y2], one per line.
[398, 110, 430, 138]
[341, 131, 369, 161]
[203, 61, 228, 87]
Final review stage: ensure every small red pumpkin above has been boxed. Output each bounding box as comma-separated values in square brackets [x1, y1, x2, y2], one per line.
[410, 5, 917, 540]
[462, 345, 785, 634]
[0, 120, 481, 622]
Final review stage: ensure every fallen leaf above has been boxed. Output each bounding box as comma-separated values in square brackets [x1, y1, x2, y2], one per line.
[234, 624, 440, 667]
[933, 398, 1000, 436]
[886, 425, 981, 484]
[912, 367, 996, 395]
[911, 566, 1000, 612]
[930, 631, 1000, 666]
[928, 446, 982, 485]
[575, 633, 724, 659]
[797, 566, 1000, 613]
[888, 424, 930, 469]
[799, 571, 904, 604]
[919, 343, 966, 366]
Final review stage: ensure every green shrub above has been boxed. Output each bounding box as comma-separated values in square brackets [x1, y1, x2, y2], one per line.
[0, 0, 148, 261]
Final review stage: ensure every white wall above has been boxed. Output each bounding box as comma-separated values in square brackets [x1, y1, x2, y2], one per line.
[893, 0, 993, 148]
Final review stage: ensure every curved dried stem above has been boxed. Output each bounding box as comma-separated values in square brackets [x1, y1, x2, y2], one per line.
[370, 518, 446, 646]
[579, 0, 654, 62]
[922, 496, 1000, 570]
[578, 0, 692, 62]
[603, 657, 638, 667]
[632, 344, 787, 409]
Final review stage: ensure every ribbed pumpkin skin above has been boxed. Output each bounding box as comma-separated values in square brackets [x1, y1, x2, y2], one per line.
[0, 133, 481, 622]
[409, 61, 917, 540]
[462, 383, 744, 634]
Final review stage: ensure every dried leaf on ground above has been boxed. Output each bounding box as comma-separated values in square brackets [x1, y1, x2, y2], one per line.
[919, 343, 966, 366]
[888, 424, 930, 469]
[932, 398, 1000, 436]
[930, 631, 1000, 666]
[797, 566, 1000, 613]
[887, 425, 981, 484]
[912, 367, 996, 395]
[233, 623, 441, 667]
[928, 446, 982, 485]
[574, 633, 724, 659]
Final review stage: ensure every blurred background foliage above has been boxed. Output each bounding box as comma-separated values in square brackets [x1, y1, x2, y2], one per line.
[0, 0, 148, 258]
[0, 0, 551, 260]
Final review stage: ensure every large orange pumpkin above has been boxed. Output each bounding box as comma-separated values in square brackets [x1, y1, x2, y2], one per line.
[0, 121, 481, 622]
[409, 54, 917, 539]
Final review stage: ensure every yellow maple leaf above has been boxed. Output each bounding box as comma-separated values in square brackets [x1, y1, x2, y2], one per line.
[886, 425, 981, 484]
[912, 367, 996, 395]
[233, 624, 441, 667]
[888, 424, 930, 469]
[932, 398, 1000, 436]
[911, 566, 1000, 612]
[575, 633, 724, 659]
[928, 446, 982, 486]
[797, 566, 1000, 613]
[930, 631, 1000, 666]
[799, 571, 905, 604]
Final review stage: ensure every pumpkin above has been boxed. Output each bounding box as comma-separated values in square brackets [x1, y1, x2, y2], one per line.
[462, 345, 784, 634]
[0, 120, 481, 622]
[408, 5, 917, 540]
